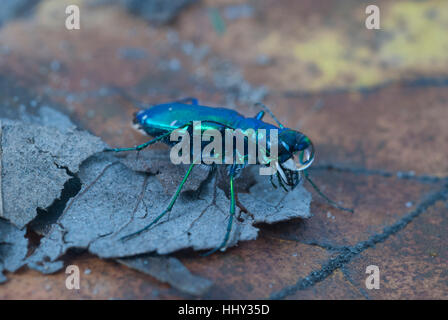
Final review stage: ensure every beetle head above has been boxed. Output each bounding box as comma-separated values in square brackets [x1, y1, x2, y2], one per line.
[276, 130, 315, 189]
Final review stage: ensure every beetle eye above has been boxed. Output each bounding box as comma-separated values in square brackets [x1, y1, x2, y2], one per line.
[294, 140, 314, 170]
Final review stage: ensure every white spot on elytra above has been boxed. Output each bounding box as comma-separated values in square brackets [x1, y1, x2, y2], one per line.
[132, 123, 147, 135]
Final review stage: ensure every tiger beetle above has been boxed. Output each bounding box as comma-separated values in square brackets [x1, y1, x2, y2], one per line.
[105, 98, 353, 256]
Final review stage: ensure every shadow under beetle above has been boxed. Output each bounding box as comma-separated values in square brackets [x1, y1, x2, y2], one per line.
[105, 98, 353, 255]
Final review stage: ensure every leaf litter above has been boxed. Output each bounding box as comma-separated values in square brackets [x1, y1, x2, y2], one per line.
[117, 254, 213, 296]
[1, 107, 312, 296]
[0, 116, 106, 281]
[0, 120, 106, 228]
[0, 219, 28, 283]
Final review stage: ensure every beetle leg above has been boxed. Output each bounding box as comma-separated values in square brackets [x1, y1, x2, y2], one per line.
[304, 170, 354, 214]
[179, 97, 199, 105]
[167, 97, 198, 105]
[202, 170, 236, 256]
[120, 162, 196, 240]
[254, 111, 265, 120]
[270, 174, 278, 189]
[104, 121, 195, 153]
[291, 170, 300, 190]
[107, 120, 236, 154]
[104, 130, 173, 153]
[254, 102, 285, 129]
[277, 172, 289, 192]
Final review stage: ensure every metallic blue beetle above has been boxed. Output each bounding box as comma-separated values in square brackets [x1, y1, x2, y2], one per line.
[106, 98, 351, 255]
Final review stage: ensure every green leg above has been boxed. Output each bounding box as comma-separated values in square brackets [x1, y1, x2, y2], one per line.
[120, 162, 196, 240]
[104, 131, 172, 153]
[202, 172, 236, 256]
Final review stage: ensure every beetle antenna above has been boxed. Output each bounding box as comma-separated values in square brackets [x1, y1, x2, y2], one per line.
[107, 85, 149, 109]
[255, 102, 285, 129]
[304, 171, 354, 213]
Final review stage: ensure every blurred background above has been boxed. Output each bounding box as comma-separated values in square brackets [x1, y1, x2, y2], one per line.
[0, 0, 447, 299]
